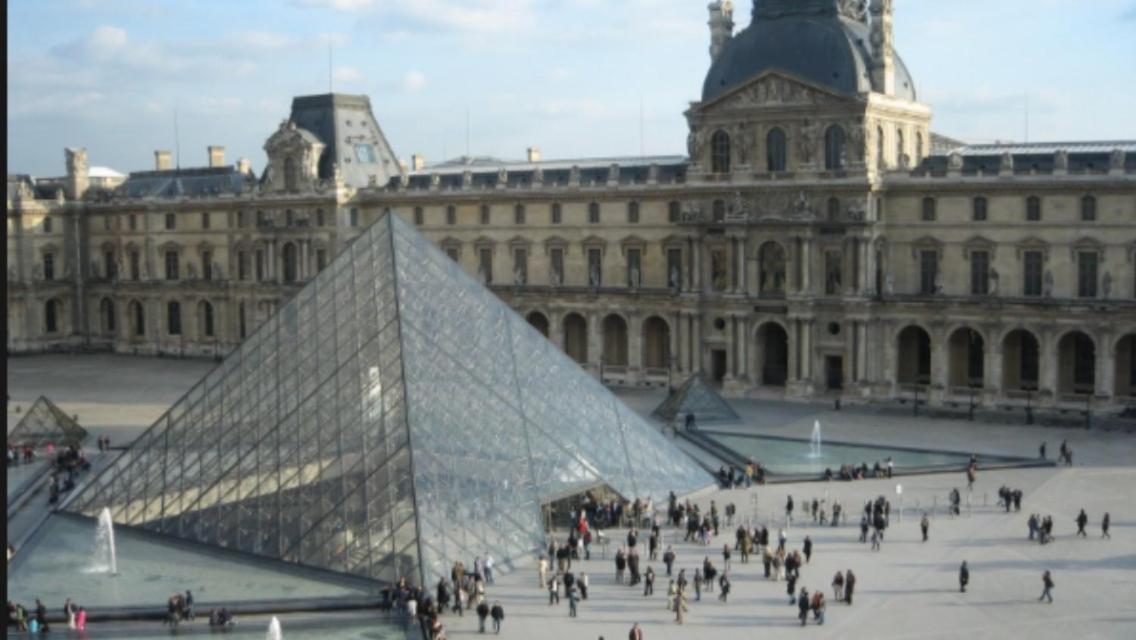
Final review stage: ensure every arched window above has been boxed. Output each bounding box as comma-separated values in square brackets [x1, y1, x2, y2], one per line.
[711, 130, 731, 173]
[824, 125, 846, 170]
[101, 298, 115, 334]
[766, 127, 786, 172]
[282, 243, 298, 283]
[167, 301, 181, 336]
[922, 197, 937, 221]
[44, 299, 60, 333]
[283, 157, 299, 192]
[627, 201, 640, 223]
[602, 314, 629, 367]
[1081, 195, 1096, 221]
[588, 202, 600, 224]
[200, 301, 215, 338]
[826, 197, 841, 221]
[130, 300, 145, 336]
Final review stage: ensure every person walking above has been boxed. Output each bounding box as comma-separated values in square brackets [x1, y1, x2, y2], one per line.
[548, 574, 560, 605]
[1039, 442, 1046, 460]
[484, 553, 495, 585]
[629, 622, 644, 640]
[643, 566, 655, 596]
[832, 571, 844, 601]
[859, 515, 870, 543]
[663, 546, 675, 576]
[34, 599, 49, 633]
[718, 572, 731, 602]
[786, 495, 794, 525]
[666, 580, 677, 612]
[693, 569, 702, 602]
[844, 570, 856, 605]
[1075, 509, 1088, 537]
[722, 544, 732, 571]
[959, 561, 969, 593]
[870, 528, 881, 551]
[920, 513, 930, 542]
[476, 600, 490, 633]
[803, 536, 813, 563]
[567, 584, 579, 618]
[1039, 570, 1054, 603]
[811, 591, 826, 626]
[538, 556, 548, 589]
[579, 571, 589, 600]
[797, 588, 810, 626]
[1102, 512, 1111, 539]
[490, 601, 504, 634]
[675, 588, 687, 624]
[75, 607, 87, 631]
[786, 572, 798, 605]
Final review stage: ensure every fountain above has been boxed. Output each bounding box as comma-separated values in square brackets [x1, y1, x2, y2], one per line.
[809, 420, 822, 458]
[266, 616, 283, 640]
[92, 507, 117, 576]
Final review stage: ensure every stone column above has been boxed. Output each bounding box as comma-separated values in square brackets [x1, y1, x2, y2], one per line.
[801, 320, 812, 382]
[985, 334, 1003, 403]
[800, 238, 812, 295]
[672, 311, 682, 375]
[1039, 329, 1058, 401]
[692, 241, 702, 293]
[629, 312, 643, 374]
[267, 242, 276, 281]
[1097, 332, 1115, 400]
[550, 310, 565, 351]
[931, 331, 950, 403]
[300, 241, 309, 280]
[694, 314, 704, 372]
[882, 322, 898, 396]
[589, 311, 603, 373]
[729, 316, 739, 377]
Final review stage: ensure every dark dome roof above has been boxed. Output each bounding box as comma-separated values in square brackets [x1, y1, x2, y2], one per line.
[702, 13, 916, 103]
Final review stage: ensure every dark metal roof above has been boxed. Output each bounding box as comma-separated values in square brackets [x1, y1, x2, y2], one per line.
[702, 8, 916, 103]
[288, 93, 403, 189]
[116, 166, 251, 199]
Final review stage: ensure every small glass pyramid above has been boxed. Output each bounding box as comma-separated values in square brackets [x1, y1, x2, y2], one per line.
[7, 395, 88, 448]
[66, 212, 711, 586]
[653, 372, 740, 424]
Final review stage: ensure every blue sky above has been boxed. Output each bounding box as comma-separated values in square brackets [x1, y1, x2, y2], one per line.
[7, 0, 1136, 177]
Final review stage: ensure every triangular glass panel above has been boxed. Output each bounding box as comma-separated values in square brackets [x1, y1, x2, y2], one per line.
[652, 372, 741, 424]
[7, 395, 88, 448]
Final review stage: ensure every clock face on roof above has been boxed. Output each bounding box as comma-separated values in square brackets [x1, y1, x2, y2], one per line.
[354, 144, 376, 163]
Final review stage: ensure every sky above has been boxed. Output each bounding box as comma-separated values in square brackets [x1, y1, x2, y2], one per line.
[7, 0, 1136, 177]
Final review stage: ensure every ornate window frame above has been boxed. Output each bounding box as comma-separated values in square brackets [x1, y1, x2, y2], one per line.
[1015, 237, 1050, 262]
[962, 235, 997, 260]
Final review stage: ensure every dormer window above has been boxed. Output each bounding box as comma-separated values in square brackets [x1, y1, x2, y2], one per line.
[283, 157, 299, 192]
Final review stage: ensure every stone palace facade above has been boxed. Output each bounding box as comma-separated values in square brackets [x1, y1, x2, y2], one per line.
[7, 0, 1136, 414]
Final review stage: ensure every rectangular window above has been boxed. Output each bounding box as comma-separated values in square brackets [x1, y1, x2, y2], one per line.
[165, 212, 176, 230]
[238, 210, 247, 228]
[168, 303, 181, 336]
[43, 216, 52, 233]
[970, 250, 989, 295]
[1026, 196, 1041, 221]
[973, 197, 987, 221]
[43, 253, 55, 280]
[668, 201, 681, 223]
[446, 206, 456, 226]
[1081, 196, 1096, 221]
[414, 207, 424, 225]
[315, 210, 324, 227]
[478, 247, 493, 284]
[350, 208, 360, 227]
[129, 214, 137, 231]
[445, 247, 459, 262]
[104, 251, 115, 279]
[130, 251, 140, 281]
[627, 202, 640, 224]
[480, 205, 490, 225]
[667, 248, 683, 290]
[824, 250, 842, 295]
[920, 250, 938, 295]
[551, 203, 561, 225]
[514, 248, 527, 284]
[1023, 251, 1043, 296]
[238, 251, 248, 280]
[202, 212, 211, 229]
[588, 248, 603, 286]
[255, 250, 265, 281]
[164, 251, 179, 280]
[626, 248, 642, 287]
[921, 198, 936, 222]
[515, 204, 526, 225]
[550, 248, 564, 284]
[1078, 251, 1098, 298]
[202, 250, 213, 281]
[316, 249, 327, 271]
[104, 215, 112, 231]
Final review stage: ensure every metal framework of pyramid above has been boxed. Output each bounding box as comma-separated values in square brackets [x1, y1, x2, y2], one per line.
[7, 396, 88, 447]
[653, 373, 740, 424]
[66, 212, 711, 587]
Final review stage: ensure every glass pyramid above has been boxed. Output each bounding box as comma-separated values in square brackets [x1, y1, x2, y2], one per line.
[66, 212, 711, 586]
[8, 395, 88, 448]
[653, 373, 740, 424]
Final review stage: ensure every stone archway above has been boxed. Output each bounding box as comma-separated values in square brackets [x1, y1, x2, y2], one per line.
[562, 313, 588, 364]
[948, 327, 985, 389]
[642, 316, 670, 370]
[1002, 329, 1040, 392]
[1057, 331, 1096, 396]
[526, 311, 550, 338]
[897, 325, 932, 386]
[1116, 333, 1136, 400]
[755, 321, 789, 386]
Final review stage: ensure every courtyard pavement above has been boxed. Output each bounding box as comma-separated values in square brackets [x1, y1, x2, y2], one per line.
[6, 355, 1136, 639]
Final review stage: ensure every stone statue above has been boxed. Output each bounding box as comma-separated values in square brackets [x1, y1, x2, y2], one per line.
[498, 167, 508, 184]
[1054, 149, 1069, 170]
[849, 122, 866, 161]
[533, 166, 544, 184]
[735, 124, 751, 165]
[1043, 270, 1054, 297]
[1111, 149, 1126, 170]
[988, 267, 1000, 296]
[884, 272, 895, 296]
[33, 264, 43, 280]
[933, 269, 943, 294]
[1102, 271, 1112, 298]
[514, 266, 525, 287]
[477, 264, 488, 285]
[731, 191, 748, 218]
[589, 262, 601, 288]
[629, 265, 641, 290]
[669, 265, 681, 293]
[213, 262, 223, 280]
[549, 264, 562, 287]
[186, 262, 197, 279]
[948, 152, 963, 171]
[797, 120, 819, 164]
[1000, 151, 1014, 173]
[430, 173, 440, 188]
[792, 190, 812, 217]
[608, 164, 620, 183]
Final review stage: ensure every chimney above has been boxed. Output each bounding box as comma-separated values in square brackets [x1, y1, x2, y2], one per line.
[155, 150, 172, 171]
[526, 147, 541, 163]
[869, 0, 896, 96]
[208, 145, 226, 168]
[65, 148, 89, 201]
[411, 154, 426, 171]
[707, 1, 735, 62]
[237, 157, 252, 175]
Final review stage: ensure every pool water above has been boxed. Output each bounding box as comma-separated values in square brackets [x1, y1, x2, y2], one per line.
[703, 432, 983, 476]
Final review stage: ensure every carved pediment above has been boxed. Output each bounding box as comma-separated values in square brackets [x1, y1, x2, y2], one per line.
[700, 71, 849, 114]
[750, 190, 818, 222]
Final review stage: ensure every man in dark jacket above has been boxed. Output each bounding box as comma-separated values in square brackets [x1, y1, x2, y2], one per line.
[476, 600, 490, 633]
[797, 588, 810, 626]
[959, 561, 969, 593]
[803, 536, 813, 563]
[844, 569, 856, 605]
[490, 601, 504, 633]
[1075, 510, 1088, 537]
[663, 546, 676, 576]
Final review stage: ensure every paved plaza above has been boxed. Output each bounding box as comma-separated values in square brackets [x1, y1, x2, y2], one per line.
[7, 354, 1136, 639]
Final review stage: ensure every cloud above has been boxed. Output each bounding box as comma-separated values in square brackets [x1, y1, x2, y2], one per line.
[52, 24, 127, 59]
[403, 70, 427, 92]
[333, 66, 362, 83]
[291, 0, 374, 10]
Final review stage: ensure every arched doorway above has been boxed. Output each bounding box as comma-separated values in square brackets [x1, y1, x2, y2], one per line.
[758, 241, 786, 297]
[755, 322, 789, 386]
[100, 298, 116, 334]
[1116, 334, 1136, 399]
[603, 314, 629, 367]
[1057, 331, 1095, 396]
[948, 328, 985, 389]
[642, 316, 670, 370]
[526, 311, 549, 338]
[1002, 329, 1040, 392]
[282, 242, 298, 283]
[897, 325, 932, 386]
[563, 313, 587, 364]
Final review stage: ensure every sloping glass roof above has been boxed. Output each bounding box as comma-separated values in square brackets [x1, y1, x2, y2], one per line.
[66, 212, 711, 586]
[653, 373, 741, 424]
[7, 396, 88, 448]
